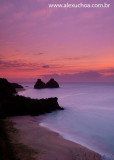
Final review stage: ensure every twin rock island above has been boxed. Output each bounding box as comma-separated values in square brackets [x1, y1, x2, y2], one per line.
[34, 78, 59, 89]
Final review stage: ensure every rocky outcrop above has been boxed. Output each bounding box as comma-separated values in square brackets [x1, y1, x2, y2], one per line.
[0, 96, 63, 118]
[34, 78, 59, 89]
[11, 83, 23, 89]
[46, 78, 59, 88]
[34, 79, 46, 89]
[0, 78, 63, 118]
[0, 78, 17, 96]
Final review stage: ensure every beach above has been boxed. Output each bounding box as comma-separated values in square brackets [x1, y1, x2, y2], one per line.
[8, 116, 102, 160]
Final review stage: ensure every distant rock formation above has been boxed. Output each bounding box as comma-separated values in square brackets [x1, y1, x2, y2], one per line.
[46, 78, 59, 88]
[34, 79, 46, 89]
[11, 83, 23, 89]
[34, 78, 59, 89]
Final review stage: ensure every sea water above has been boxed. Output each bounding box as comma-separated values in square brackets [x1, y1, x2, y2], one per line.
[18, 82, 114, 160]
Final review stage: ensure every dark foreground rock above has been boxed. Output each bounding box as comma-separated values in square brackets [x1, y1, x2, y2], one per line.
[0, 78, 63, 118]
[34, 79, 46, 89]
[0, 96, 63, 118]
[46, 78, 59, 88]
[0, 120, 16, 160]
[0, 78, 17, 96]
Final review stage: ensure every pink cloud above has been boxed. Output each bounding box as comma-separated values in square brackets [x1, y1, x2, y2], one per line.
[0, 0, 114, 82]
[0, 2, 14, 14]
[13, 11, 26, 19]
[30, 8, 55, 18]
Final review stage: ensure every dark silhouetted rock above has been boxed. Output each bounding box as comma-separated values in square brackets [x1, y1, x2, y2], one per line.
[0, 78, 63, 118]
[11, 83, 23, 89]
[0, 95, 63, 118]
[46, 78, 59, 88]
[0, 78, 16, 96]
[34, 79, 46, 89]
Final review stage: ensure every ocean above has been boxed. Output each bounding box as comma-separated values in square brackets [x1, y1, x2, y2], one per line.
[18, 82, 114, 160]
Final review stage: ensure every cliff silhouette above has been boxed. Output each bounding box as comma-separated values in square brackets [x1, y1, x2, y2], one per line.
[0, 78, 63, 118]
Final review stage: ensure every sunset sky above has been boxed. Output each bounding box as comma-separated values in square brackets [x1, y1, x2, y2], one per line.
[0, 0, 114, 82]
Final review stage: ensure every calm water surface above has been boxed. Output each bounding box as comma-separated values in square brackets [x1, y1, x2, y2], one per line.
[19, 82, 114, 160]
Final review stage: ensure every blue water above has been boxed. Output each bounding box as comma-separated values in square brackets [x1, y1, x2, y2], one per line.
[18, 82, 114, 160]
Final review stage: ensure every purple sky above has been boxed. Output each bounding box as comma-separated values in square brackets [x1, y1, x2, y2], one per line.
[0, 0, 114, 82]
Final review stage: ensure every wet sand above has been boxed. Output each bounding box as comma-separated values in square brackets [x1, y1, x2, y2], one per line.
[9, 116, 102, 160]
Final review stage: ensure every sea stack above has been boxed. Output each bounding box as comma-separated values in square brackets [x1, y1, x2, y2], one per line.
[46, 78, 59, 88]
[34, 79, 46, 89]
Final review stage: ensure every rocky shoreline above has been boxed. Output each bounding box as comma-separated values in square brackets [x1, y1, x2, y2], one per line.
[0, 78, 63, 118]
[0, 78, 103, 160]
